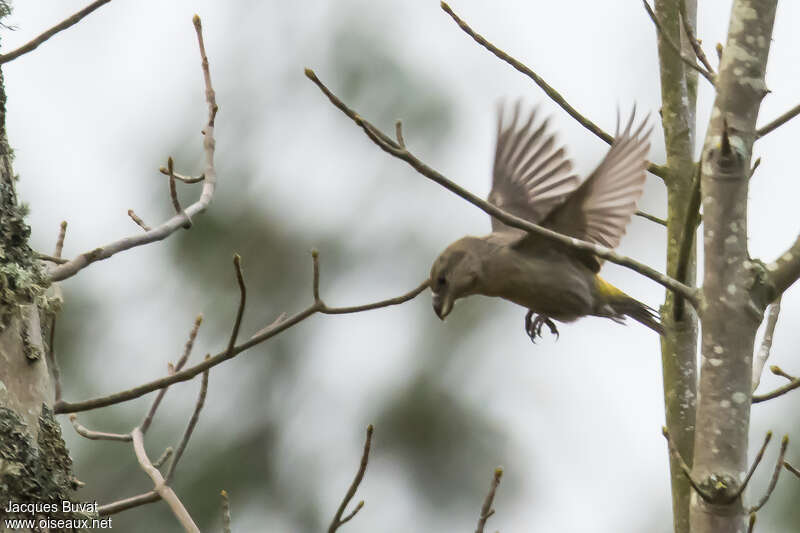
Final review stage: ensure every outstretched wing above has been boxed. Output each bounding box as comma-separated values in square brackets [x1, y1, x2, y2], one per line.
[538, 108, 652, 268]
[488, 102, 580, 233]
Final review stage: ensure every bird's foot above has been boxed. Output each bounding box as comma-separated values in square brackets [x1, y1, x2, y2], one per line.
[524, 310, 559, 343]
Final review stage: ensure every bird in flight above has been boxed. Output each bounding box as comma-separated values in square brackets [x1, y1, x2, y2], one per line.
[429, 102, 662, 341]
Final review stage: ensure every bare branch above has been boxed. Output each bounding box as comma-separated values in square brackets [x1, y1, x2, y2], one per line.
[160, 166, 205, 183]
[55, 220, 68, 258]
[395, 120, 405, 148]
[748, 513, 756, 533]
[48, 14, 218, 282]
[439, 3, 612, 145]
[69, 414, 131, 442]
[228, 255, 246, 354]
[752, 297, 781, 392]
[141, 315, 203, 433]
[475, 467, 503, 533]
[635, 210, 667, 227]
[167, 156, 191, 229]
[154, 447, 174, 469]
[674, 163, 701, 320]
[679, 1, 715, 75]
[730, 432, 771, 501]
[221, 490, 232, 533]
[166, 356, 210, 483]
[0, 0, 113, 64]
[127, 209, 151, 231]
[785, 461, 800, 479]
[753, 376, 800, 404]
[328, 425, 373, 533]
[748, 435, 789, 513]
[99, 491, 160, 517]
[663, 427, 713, 502]
[765, 235, 800, 296]
[643, 1, 715, 85]
[305, 68, 699, 306]
[36, 252, 68, 264]
[749, 157, 761, 179]
[756, 103, 800, 138]
[770, 365, 795, 381]
[312, 249, 321, 303]
[132, 427, 200, 532]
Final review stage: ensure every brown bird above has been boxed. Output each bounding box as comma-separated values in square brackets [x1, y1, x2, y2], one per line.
[429, 103, 662, 340]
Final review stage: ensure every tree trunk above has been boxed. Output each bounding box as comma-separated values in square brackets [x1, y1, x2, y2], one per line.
[691, 1, 778, 531]
[654, 2, 699, 532]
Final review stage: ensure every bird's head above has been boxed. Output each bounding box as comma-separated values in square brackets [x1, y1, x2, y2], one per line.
[429, 237, 484, 320]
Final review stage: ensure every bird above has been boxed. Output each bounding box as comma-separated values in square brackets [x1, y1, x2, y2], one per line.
[429, 102, 663, 341]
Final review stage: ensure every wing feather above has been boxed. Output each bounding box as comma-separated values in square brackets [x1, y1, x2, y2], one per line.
[487, 102, 580, 233]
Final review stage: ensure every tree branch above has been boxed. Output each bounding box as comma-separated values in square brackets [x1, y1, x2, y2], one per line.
[663, 427, 713, 502]
[305, 68, 699, 307]
[643, 1, 715, 85]
[756, 103, 800, 138]
[166, 358, 210, 483]
[0, 0, 113, 64]
[748, 435, 788, 513]
[751, 296, 781, 392]
[53, 276, 429, 414]
[679, 0, 715, 76]
[132, 427, 200, 533]
[636, 210, 667, 227]
[47, 14, 218, 282]
[765, 235, 800, 296]
[328, 425, 373, 533]
[475, 467, 503, 533]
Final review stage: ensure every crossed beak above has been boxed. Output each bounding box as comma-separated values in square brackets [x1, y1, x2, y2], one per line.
[432, 292, 453, 320]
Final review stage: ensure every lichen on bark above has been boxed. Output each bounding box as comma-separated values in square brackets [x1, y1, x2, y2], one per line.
[0, 406, 93, 531]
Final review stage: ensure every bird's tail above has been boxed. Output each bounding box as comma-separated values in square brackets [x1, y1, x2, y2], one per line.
[594, 277, 664, 335]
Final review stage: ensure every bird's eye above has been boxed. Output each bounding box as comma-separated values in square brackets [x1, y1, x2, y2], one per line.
[436, 276, 447, 288]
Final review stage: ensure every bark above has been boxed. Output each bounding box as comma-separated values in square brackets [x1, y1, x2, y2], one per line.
[692, 1, 778, 532]
[0, 42, 84, 529]
[654, 2, 699, 531]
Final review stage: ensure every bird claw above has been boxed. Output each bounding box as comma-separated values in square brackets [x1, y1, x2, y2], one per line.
[524, 310, 559, 343]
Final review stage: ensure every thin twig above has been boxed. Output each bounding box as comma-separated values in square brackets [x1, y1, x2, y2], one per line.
[674, 163, 701, 320]
[475, 467, 503, 533]
[756, 103, 800, 138]
[99, 491, 160, 517]
[166, 357, 210, 483]
[752, 296, 781, 392]
[69, 414, 131, 442]
[679, 0, 715, 75]
[221, 490, 232, 533]
[154, 447, 174, 469]
[328, 425, 373, 533]
[312, 249, 321, 303]
[36, 252, 68, 264]
[752, 377, 800, 403]
[748, 435, 789, 513]
[305, 68, 698, 306]
[395, 120, 405, 148]
[141, 315, 203, 433]
[55, 221, 68, 258]
[0, 0, 113, 64]
[635, 210, 667, 227]
[160, 166, 205, 183]
[439, 3, 610, 145]
[749, 157, 761, 179]
[132, 427, 200, 532]
[770, 365, 795, 381]
[730, 432, 772, 501]
[747, 513, 756, 533]
[662, 427, 713, 501]
[784, 461, 800, 478]
[127, 209, 151, 231]
[54, 279, 429, 414]
[47, 222, 68, 402]
[48, 14, 218, 282]
[643, 0, 715, 85]
[228, 255, 246, 354]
